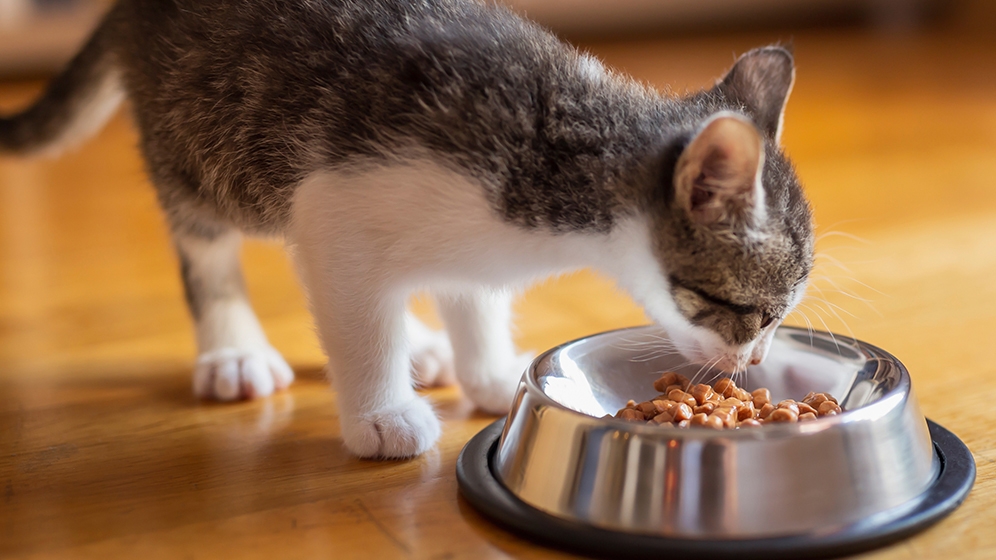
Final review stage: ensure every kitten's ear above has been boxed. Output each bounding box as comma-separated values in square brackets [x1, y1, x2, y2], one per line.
[714, 46, 794, 143]
[674, 112, 764, 226]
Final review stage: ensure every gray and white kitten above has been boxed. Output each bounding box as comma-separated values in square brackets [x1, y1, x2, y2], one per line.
[0, 0, 814, 458]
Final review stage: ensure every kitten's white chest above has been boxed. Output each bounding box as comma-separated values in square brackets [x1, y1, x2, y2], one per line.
[288, 156, 611, 290]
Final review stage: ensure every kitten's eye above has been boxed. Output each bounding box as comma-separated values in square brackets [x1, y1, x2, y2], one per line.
[760, 314, 774, 329]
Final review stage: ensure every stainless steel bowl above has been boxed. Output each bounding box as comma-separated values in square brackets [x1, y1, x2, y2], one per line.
[494, 325, 939, 539]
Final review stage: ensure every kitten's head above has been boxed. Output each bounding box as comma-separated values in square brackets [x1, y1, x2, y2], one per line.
[641, 47, 814, 373]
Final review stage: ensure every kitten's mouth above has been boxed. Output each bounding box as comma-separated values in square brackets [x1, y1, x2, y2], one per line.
[663, 322, 767, 374]
[713, 355, 749, 375]
[713, 343, 770, 374]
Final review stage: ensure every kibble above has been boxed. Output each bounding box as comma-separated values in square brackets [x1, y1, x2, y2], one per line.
[618, 408, 643, 422]
[751, 388, 771, 408]
[803, 391, 838, 408]
[673, 402, 693, 422]
[768, 408, 799, 423]
[737, 401, 756, 421]
[713, 378, 736, 398]
[693, 402, 716, 415]
[711, 406, 737, 428]
[690, 384, 715, 405]
[705, 415, 725, 429]
[722, 397, 743, 408]
[758, 402, 776, 420]
[797, 402, 818, 416]
[776, 400, 800, 415]
[613, 372, 843, 429]
[653, 372, 680, 393]
[667, 389, 697, 409]
[652, 411, 674, 424]
[654, 400, 677, 416]
[817, 401, 842, 417]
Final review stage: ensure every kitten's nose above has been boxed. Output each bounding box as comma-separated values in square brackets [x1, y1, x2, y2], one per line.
[749, 341, 770, 365]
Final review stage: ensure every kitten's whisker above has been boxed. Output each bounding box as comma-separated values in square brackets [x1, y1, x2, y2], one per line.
[798, 302, 843, 355]
[808, 275, 877, 305]
[804, 293, 847, 320]
[790, 307, 818, 345]
[814, 252, 854, 274]
[612, 335, 687, 365]
[837, 276, 887, 298]
[814, 222, 868, 243]
[806, 298, 858, 344]
[703, 368, 726, 387]
[612, 334, 680, 352]
[686, 361, 709, 388]
[630, 349, 683, 363]
[813, 271, 887, 298]
[805, 288, 861, 320]
[688, 356, 721, 388]
[613, 336, 678, 350]
[706, 356, 726, 386]
[814, 248, 863, 267]
[810, 281, 875, 309]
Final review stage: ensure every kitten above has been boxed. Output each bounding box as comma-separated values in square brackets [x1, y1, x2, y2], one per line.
[0, 0, 813, 458]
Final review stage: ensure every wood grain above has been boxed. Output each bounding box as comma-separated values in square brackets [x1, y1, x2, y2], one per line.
[1, 23, 994, 560]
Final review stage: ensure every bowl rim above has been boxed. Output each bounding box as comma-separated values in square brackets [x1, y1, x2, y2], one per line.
[519, 324, 913, 441]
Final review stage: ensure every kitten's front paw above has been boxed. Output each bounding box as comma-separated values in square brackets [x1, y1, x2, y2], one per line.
[340, 397, 441, 459]
[193, 347, 294, 401]
[460, 353, 532, 415]
[410, 330, 456, 388]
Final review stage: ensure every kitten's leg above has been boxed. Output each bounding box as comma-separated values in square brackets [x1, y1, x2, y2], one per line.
[437, 290, 532, 415]
[291, 239, 441, 458]
[175, 228, 293, 400]
[406, 311, 456, 388]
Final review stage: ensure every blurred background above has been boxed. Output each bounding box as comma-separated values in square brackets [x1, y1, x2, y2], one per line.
[0, 0, 993, 75]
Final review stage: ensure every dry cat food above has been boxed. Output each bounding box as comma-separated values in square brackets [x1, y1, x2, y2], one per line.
[612, 372, 842, 429]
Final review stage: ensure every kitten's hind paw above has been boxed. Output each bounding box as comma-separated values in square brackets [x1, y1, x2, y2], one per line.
[410, 330, 456, 388]
[193, 347, 294, 401]
[460, 352, 533, 416]
[340, 397, 441, 459]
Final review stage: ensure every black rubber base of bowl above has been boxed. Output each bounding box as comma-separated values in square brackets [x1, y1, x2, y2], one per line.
[457, 418, 975, 560]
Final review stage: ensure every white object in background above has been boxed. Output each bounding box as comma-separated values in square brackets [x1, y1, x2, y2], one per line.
[0, 0, 108, 76]
[0, 0, 33, 30]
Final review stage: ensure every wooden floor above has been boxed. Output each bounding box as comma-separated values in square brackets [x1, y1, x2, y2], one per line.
[2, 21, 995, 560]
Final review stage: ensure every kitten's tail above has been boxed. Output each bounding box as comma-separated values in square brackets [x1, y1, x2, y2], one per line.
[0, 17, 124, 157]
